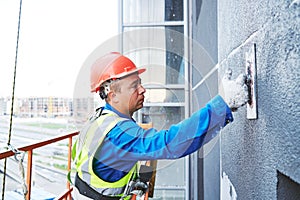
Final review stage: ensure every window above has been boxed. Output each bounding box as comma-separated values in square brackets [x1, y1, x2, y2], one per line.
[120, 0, 189, 199]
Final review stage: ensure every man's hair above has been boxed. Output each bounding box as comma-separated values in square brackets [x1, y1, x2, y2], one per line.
[110, 80, 121, 93]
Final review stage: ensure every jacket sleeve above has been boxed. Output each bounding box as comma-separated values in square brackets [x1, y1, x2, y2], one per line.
[101, 95, 233, 161]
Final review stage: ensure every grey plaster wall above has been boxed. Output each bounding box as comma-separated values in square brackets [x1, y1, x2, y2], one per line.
[218, 0, 300, 199]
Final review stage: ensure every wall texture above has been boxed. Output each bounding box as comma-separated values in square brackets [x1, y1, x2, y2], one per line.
[218, 0, 300, 199]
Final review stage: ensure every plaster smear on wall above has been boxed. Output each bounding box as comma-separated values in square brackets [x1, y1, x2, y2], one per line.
[221, 172, 237, 200]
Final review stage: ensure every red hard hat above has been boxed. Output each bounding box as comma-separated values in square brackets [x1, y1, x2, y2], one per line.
[90, 52, 146, 93]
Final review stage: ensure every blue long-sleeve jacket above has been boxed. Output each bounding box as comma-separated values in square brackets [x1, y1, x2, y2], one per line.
[92, 95, 233, 182]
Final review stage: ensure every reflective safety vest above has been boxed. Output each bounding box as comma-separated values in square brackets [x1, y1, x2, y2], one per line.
[72, 110, 138, 198]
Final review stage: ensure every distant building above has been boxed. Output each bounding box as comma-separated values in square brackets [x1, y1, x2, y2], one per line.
[1, 97, 73, 118]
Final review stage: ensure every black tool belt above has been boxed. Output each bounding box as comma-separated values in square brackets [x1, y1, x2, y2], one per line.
[74, 173, 121, 200]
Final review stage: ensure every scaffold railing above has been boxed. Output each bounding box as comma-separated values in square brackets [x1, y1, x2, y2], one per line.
[0, 131, 79, 200]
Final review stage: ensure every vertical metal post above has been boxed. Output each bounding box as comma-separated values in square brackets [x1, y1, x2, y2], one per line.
[184, 0, 191, 199]
[66, 136, 73, 200]
[67, 137, 72, 190]
[26, 150, 33, 200]
[118, 0, 124, 52]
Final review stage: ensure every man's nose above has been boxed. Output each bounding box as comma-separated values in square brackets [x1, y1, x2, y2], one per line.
[138, 85, 146, 94]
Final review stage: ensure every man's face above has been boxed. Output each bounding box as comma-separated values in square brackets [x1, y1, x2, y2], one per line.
[115, 73, 146, 116]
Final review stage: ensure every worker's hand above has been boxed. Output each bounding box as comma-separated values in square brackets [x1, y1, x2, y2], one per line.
[219, 69, 249, 111]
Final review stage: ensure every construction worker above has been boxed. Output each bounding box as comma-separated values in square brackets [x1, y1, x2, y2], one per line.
[72, 52, 249, 199]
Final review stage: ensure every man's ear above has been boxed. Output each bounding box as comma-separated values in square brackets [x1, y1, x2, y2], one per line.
[108, 91, 119, 103]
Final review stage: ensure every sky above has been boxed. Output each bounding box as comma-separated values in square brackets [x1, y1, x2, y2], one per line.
[0, 0, 118, 98]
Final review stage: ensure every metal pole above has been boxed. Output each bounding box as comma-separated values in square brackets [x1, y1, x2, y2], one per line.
[26, 150, 33, 200]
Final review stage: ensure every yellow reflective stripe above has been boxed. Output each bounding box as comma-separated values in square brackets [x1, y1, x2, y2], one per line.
[75, 114, 111, 171]
[76, 111, 137, 191]
[92, 113, 123, 151]
[84, 116, 107, 151]
[77, 148, 88, 178]
[89, 116, 135, 188]
[71, 139, 77, 160]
